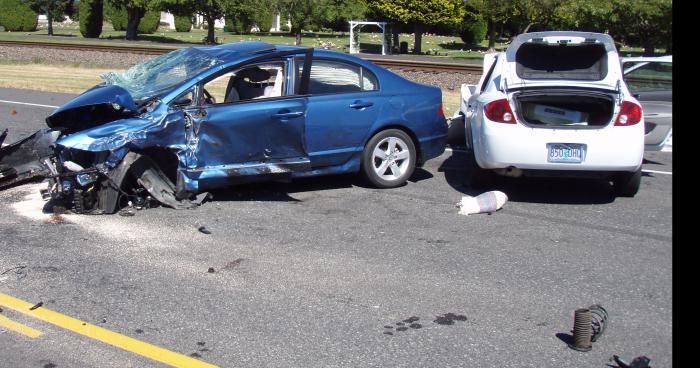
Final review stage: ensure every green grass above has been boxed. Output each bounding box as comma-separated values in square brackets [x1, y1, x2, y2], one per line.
[2, 22, 667, 59]
[0, 23, 511, 60]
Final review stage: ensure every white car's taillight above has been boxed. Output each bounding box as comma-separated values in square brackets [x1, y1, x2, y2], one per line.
[484, 99, 516, 124]
[614, 101, 642, 126]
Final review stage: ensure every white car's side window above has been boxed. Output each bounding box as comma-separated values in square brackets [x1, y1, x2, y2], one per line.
[479, 56, 498, 93]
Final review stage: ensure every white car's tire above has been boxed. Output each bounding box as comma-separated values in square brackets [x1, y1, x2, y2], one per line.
[612, 169, 641, 197]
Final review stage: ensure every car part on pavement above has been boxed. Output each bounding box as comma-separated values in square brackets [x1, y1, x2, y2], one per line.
[569, 308, 593, 351]
[611, 355, 652, 368]
[568, 304, 608, 351]
[456, 191, 508, 216]
[589, 304, 608, 342]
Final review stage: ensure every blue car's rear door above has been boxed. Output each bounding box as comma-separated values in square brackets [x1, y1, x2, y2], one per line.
[297, 58, 383, 167]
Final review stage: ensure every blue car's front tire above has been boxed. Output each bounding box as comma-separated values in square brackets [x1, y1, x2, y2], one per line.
[361, 129, 416, 188]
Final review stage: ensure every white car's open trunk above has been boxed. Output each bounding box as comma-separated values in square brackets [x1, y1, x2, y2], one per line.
[513, 89, 616, 128]
[501, 32, 624, 128]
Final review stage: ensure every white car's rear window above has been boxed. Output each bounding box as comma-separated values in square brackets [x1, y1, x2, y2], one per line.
[515, 43, 608, 81]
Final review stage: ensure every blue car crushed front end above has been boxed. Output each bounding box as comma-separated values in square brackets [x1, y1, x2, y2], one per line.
[0, 42, 448, 214]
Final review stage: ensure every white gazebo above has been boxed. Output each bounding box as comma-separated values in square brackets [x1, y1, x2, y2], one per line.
[348, 20, 388, 55]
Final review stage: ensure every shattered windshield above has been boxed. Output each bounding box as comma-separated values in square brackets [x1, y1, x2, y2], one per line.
[101, 48, 223, 102]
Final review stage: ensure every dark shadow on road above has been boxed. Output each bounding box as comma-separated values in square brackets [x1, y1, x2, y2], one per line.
[438, 151, 616, 205]
[207, 173, 359, 202]
[408, 168, 433, 183]
[555, 332, 574, 346]
[642, 158, 664, 165]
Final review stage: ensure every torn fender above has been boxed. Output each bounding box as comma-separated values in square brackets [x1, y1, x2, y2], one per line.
[56, 109, 188, 153]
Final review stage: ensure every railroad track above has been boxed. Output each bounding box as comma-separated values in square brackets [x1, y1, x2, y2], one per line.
[0, 40, 482, 74]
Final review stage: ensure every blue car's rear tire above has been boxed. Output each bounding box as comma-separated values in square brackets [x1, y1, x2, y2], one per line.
[361, 129, 416, 188]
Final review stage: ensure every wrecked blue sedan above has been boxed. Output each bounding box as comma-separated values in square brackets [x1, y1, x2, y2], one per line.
[0, 42, 447, 213]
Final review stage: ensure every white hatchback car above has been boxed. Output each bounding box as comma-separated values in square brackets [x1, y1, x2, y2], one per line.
[457, 31, 644, 197]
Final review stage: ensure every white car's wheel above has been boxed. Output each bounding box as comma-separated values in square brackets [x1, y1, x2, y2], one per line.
[612, 169, 641, 197]
[466, 150, 494, 189]
[362, 129, 416, 188]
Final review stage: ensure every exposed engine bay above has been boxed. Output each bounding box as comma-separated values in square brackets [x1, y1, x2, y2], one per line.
[0, 85, 209, 214]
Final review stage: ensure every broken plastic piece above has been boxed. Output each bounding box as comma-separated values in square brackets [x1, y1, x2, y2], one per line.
[456, 191, 508, 216]
[611, 355, 652, 368]
[198, 226, 211, 234]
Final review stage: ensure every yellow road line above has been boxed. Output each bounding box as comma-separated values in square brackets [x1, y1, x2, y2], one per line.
[0, 293, 219, 368]
[0, 314, 44, 338]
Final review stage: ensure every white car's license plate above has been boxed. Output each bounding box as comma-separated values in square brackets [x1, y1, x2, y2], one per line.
[547, 143, 586, 163]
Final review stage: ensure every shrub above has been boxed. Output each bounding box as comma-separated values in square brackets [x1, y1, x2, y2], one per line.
[0, 0, 38, 32]
[79, 0, 103, 38]
[254, 9, 272, 33]
[174, 14, 191, 32]
[138, 10, 159, 34]
[105, 1, 127, 31]
[225, 17, 244, 33]
[459, 15, 487, 47]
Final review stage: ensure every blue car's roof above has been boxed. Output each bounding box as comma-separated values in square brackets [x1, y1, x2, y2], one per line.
[195, 42, 301, 62]
[193, 42, 373, 67]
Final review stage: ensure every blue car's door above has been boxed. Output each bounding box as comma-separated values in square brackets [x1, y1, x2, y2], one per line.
[184, 50, 314, 187]
[298, 58, 383, 167]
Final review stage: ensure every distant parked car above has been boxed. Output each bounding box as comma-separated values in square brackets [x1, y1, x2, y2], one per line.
[457, 31, 644, 197]
[0, 42, 447, 213]
[621, 55, 672, 151]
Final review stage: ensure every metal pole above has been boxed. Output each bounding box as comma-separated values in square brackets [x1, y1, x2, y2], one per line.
[349, 21, 355, 54]
[381, 23, 386, 55]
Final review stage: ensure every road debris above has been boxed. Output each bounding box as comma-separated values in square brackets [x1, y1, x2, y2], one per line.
[198, 225, 212, 235]
[567, 304, 608, 351]
[29, 301, 43, 310]
[456, 191, 508, 216]
[610, 355, 652, 368]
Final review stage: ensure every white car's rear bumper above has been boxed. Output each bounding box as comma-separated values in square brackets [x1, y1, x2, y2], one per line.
[474, 119, 644, 172]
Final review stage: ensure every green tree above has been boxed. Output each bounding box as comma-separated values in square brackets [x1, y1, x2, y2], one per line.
[464, 0, 514, 51]
[23, 0, 74, 35]
[79, 0, 102, 37]
[0, 0, 38, 31]
[459, 12, 487, 47]
[108, 0, 153, 40]
[105, 0, 128, 30]
[365, 0, 464, 54]
[161, 0, 226, 43]
[224, 0, 256, 33]
[612, 0, 671, 55]
[325, 0, 366, 32]
[174, 13, 191, 32]
[275, 0, 319, 44]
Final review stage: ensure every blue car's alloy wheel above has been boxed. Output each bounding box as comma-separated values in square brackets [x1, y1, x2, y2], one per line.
[362, 129, 416, 188]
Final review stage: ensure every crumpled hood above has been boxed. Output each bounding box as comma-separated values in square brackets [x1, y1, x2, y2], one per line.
[56, 107, 187, 153]
[46, 84, 138, 133]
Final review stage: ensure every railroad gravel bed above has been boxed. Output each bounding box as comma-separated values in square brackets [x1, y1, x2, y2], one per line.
[0, 45, 480, 89]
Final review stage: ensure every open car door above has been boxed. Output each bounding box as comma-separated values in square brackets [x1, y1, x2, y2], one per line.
[182, 48, 314, 188]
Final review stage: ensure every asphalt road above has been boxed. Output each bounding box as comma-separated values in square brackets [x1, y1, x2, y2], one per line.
[1, 88, 672, 367]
